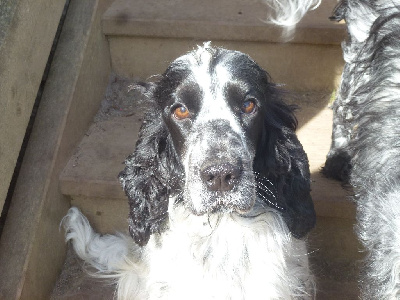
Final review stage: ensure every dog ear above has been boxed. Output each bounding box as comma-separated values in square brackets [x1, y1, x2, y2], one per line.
[119, 85, 180, 246]
[275, 128, 316, 239]
[330, 0, 377, 43]
[254, 92, 316, 238]
[329, 0, 347, 22]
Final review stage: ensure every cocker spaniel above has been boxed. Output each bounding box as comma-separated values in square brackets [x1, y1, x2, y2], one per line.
[321, 1, 400, 298]
[262, 0, 400, 297]
[63, 44, 315, 299]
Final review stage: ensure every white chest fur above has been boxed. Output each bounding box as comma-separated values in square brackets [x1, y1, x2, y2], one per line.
[141, 204, 312, 300]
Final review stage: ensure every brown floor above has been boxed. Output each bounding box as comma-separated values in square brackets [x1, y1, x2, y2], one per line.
[51, 245, 115, 300]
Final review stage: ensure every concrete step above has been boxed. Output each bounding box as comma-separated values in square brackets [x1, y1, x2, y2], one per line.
[56, 75, 360, 298]
[102, 0, 346, 91]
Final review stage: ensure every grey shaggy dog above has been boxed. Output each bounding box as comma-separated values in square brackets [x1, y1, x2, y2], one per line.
[323, 0, 400, 298]
[239, 0, 400, 297]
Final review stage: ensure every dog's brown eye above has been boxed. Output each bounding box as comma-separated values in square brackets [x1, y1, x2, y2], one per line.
[242, 100, 256, 114]
[173, 105, 190, 120]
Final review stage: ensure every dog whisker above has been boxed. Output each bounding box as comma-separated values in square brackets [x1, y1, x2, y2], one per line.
[256, 190, 285, 211]
[253, 172, 284, 211]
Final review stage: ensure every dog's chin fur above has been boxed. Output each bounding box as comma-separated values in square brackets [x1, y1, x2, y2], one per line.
[185, 191, 257, 216]
[63, 203, 314, 300]
[145, 201, 313, 300]
[184, 168, 256, 216]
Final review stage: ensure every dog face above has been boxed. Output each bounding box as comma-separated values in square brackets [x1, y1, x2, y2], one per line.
[157, 46, 268, 215]
[120, 44, 315, 246]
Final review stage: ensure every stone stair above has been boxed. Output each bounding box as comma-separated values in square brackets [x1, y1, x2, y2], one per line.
[53, 0, 362, 298]
[102, 0, 345, 91]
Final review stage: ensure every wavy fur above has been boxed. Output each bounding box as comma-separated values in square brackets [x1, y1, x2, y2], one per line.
[262, 0, 321, 39]
[64, 45, 315, 299]
[63, 203, 314, 299]
[324, 1, 400, 298]
[264, 0, 321, 27]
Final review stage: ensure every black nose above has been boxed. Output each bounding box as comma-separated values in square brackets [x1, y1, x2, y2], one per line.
[200, 163, 242, 192]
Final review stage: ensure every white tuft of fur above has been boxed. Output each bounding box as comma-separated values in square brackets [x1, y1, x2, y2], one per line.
[61, 208, 147, 298]
[261, 0, 321, 40]
[263, 0, 321, 26]
[62, 207, 131, 272]
[62, 204, 314, 299]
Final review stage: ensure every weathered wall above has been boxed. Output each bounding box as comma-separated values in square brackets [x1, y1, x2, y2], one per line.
[0, 0, 113, 298]
[0, 0, 66, 216]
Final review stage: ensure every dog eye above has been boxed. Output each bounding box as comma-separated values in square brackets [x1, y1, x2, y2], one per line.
[173, 105, 190, 120]
[241, 99, 257, 114]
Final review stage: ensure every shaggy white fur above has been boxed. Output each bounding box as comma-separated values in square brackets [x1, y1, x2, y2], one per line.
[262, 0, 321, 40]
[263, 0, 321, 27]
[63, 202, 314, 300]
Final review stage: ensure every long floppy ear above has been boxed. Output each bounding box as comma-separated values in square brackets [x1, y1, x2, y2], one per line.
[119, 85, 180, 246]
[253, 87, 316, 239]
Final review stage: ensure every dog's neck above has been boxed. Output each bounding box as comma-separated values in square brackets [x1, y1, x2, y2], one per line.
[141, 199, 311, 299]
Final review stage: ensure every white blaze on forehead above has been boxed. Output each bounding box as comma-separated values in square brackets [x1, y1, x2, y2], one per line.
[177, 46, 257, 214]
[182, 46, 242, 134]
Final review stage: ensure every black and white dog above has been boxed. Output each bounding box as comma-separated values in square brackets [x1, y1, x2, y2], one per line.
[63, 44, 316, 299]
[321, 1, 400, 299]
[266, 0, 400, 297]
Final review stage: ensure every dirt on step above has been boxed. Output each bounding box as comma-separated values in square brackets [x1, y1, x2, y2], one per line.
[51, 244, 116, 300]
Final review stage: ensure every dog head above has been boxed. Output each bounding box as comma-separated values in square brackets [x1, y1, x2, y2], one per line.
[157, 46, 267, 215]
[120, 44, 315, 246]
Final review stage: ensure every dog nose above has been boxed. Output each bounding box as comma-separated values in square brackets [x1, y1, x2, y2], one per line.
[200, 163, 242, 192]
